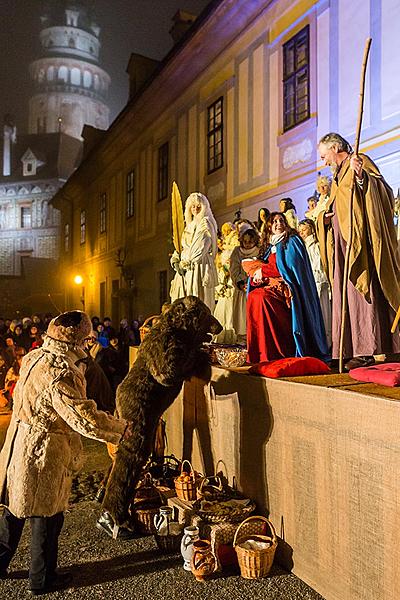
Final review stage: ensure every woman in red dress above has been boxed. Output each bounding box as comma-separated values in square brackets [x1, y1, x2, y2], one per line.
[246, 213, 329, 364]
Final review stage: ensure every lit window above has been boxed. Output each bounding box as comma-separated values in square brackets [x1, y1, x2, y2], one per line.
[64, 223, 70, 252]
[158, 143, 169, 202]
[80, 210, 86, 244]
[207, 97, 223, 173]
[21, 207, 32, 229]
[126, 170, 135, 217]
[283, 26, 310, 131]
[100, 192, 107, 233]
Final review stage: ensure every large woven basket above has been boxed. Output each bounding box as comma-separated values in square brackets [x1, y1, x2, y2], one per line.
[139, 315, 160, 342]
[234, 516, 277, 579]
[193, 499, 255, 524]
[174, 459, 201, 501]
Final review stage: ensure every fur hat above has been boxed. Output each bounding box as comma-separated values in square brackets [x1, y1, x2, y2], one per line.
[47, 311, 92, 344]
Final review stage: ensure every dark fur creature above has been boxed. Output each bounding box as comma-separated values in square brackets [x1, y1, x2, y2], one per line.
[102, 296, 222, 525]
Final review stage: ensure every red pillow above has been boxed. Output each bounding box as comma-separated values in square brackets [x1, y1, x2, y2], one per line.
[249, 356, 330, 378]
[349, 363, 400, 387]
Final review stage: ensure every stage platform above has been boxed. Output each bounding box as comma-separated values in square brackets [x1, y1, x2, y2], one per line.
[164, 366, 400, 600]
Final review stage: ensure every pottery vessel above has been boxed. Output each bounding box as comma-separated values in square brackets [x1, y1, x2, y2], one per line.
[180, 525, 200, 571]
[190, 539, 215, 581]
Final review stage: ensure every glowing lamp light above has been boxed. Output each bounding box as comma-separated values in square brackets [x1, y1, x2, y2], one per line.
[74, 275, 83, 285]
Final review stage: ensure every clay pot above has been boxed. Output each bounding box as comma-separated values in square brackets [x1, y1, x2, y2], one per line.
[181, 525, 200, 571]
[190, 539, 215, 581]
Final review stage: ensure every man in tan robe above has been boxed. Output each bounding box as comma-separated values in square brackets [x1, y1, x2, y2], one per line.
[317, 132, 400, 369]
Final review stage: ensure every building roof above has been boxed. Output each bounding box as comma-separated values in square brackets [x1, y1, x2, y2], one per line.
[0, 132, 82, 183]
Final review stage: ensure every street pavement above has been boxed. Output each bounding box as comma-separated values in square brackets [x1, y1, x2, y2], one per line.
[0, 418, 325, 599]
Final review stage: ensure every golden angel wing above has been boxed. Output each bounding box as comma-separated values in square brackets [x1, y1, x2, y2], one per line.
[171, 181, 184, 254]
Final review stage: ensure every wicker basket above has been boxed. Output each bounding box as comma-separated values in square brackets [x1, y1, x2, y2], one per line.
[133, 506, 160, 535]
[193, 499, 255, 524]
[174, 459, 201, 501]
[154, 531, 183, 553]
[196, 475, 230, 502]
[139, 315, 160, 342]
[233, 516, 277, 579]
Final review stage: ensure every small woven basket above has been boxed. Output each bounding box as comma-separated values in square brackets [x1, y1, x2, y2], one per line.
[174, 459, 200, 501]
[154, 531, 183, 553]
[234, 516, 277, 579]
[133, 506, 160, 535]
[139, 315, 160, 342]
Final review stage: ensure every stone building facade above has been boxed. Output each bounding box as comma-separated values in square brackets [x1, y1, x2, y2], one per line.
[53, 0, 400, 323]
[0, 1, 110, 315]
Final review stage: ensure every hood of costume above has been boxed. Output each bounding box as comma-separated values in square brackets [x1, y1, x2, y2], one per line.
[250, 234, 329, 361]
[0, 311, 126, 518]
[317, 154, 400, 310]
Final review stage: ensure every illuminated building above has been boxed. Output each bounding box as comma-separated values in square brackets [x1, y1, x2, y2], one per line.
[0, 1, 110, 314]
[53, 0, 400, 321]
[29, 0, 110, 139]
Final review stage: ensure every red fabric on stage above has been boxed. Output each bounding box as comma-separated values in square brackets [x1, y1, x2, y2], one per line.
[247, 253, 295, 363]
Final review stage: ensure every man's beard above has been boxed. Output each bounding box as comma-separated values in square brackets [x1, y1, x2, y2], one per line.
[330, 164, 338, 175]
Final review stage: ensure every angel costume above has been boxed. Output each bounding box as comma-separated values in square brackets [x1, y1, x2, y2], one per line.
[170, 192, 218, 311]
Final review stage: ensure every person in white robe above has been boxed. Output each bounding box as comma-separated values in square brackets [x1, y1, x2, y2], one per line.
[305, 175, 331, 222]
[213, 222, 239, 343]
[298, 219, 332, 348]
[170, 192, 218, 311]
[229, 224, 260, 344]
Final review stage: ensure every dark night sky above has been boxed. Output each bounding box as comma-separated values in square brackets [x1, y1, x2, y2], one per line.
[0, 0, 211, 131]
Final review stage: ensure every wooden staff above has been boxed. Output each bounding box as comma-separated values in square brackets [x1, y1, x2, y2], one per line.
[339, 38, 372, 373]
[391, 306, 400, 334]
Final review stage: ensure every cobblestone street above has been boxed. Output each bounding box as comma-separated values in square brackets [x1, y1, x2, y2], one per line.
[0, 424, 324, 599]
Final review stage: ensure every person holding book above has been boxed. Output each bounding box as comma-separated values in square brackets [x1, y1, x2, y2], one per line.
[244, 213, 329, 364]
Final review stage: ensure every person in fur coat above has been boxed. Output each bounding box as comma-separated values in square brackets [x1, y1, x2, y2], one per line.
[0, 311, 131, 595]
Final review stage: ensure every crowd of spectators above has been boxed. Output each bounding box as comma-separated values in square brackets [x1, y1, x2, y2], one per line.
[0, 314, 143, 410]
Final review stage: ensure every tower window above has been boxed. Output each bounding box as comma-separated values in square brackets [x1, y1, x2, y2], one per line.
[58, 66, 68, 83]
[21, 207, 32, 229]
[66, 10, 79, 27]
[83, 71, 92, 88]
[68, 37, 76, 48]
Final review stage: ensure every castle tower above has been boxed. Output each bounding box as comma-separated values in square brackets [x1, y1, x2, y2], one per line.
[28, 1, 110, 139]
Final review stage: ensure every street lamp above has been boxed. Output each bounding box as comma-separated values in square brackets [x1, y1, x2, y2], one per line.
[73, 274, 85, 311]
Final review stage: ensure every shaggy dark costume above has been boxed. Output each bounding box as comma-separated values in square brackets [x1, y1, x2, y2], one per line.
[102, 296, 222, 526]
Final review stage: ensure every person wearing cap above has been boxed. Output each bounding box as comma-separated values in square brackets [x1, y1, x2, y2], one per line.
[0, 311, 132, 595]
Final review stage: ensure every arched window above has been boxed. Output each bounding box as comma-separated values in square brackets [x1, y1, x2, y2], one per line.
[58, 66, 68, 82]
[71, 68, 81, 86]
[38, 69, 45, 83]
[47, 66, 54, 81]
[93, 74, 99, 91]
[83, 71, 92, 88]
[68, 37, 76, 48]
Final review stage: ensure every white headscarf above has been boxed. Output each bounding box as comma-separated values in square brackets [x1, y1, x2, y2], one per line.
[184, 192, 218, 257]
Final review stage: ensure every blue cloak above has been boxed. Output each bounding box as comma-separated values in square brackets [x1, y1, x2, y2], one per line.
[249, 235, 330, 362]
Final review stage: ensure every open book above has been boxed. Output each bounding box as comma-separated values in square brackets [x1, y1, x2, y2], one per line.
[241, 258, 265, 277]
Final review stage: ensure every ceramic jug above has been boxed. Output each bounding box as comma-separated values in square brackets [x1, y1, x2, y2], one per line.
[153, 506, 180, 536]
[180, 525, 200, 571]
[190, 539, 215, 581]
